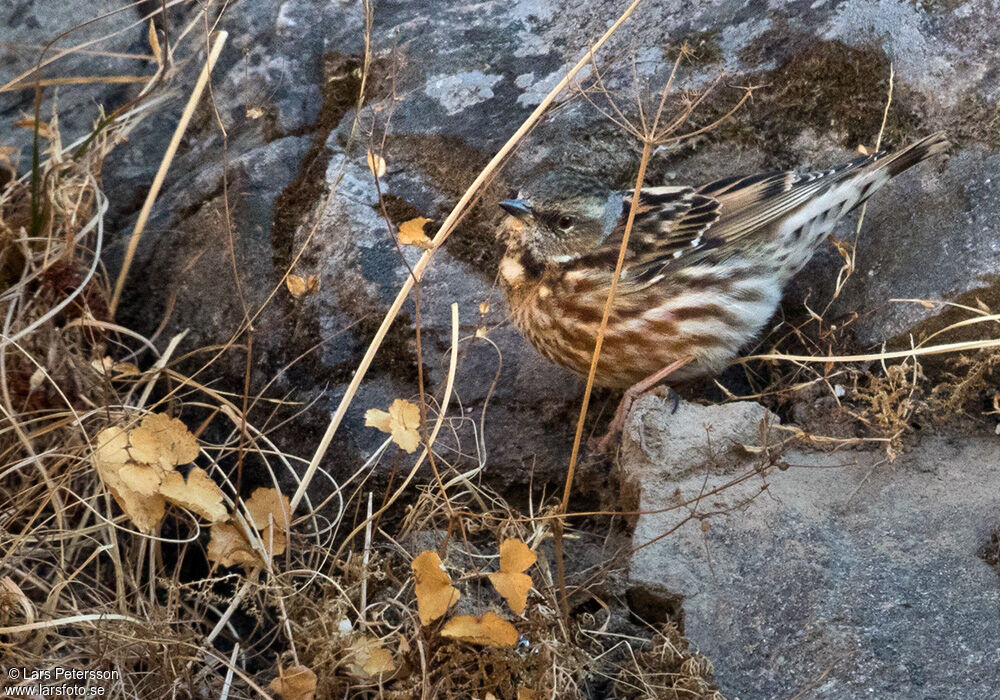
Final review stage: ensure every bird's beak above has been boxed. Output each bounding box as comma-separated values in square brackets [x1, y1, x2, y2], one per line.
[499, 199, 533, 221]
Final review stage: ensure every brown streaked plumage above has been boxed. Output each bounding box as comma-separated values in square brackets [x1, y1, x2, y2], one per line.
[498, 133, 949, 389]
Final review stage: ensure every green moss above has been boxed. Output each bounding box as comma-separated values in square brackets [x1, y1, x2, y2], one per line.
[753, 39, 919, 150]
[681, 38, 922, 163]
[948, 92, 1000, 149]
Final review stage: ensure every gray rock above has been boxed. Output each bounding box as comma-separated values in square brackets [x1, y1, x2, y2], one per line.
[0, 0, 145, 162]
[621, 397, 1000, 699]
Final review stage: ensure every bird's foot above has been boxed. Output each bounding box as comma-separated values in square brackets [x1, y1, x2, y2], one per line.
[589, 357, 691, 455]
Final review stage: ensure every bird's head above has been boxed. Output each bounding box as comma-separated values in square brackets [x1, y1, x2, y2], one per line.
[498, 170, 623, 264]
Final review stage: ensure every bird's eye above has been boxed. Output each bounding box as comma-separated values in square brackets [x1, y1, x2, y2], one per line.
[557, 216, 574, 230]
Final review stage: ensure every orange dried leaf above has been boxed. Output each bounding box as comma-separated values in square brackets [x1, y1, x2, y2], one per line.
[160, 467, 227, 522]
[440, 612, 519, 648]
[14, 119, 53, 140]
[285, 273, 318, 298]
[93, 427, 130, 468]
[488, 539, 536, 614]
[113, 361, 141, 376]
[91, 427, 166, 532]
[365, 399, 422, 453]
[207, 522, 263, 570]
[398, 217, 433, 248]
[518, 689, 542, 700]
[411, 550, 460, 624]
[91, 356, 115, 375]
[110, 487, 166, 532]
[128, 413, 199, 469]
[347, 635, 396, 678]
[118, 462, 163, 496]
[269, 664, 316, 700]
[286, 274, 307, 297]
[246, 487, 291, 531]
[246, 487, 291, 557]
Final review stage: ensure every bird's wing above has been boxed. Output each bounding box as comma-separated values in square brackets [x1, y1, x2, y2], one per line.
[570, 186, 721, 274]
[572, 155, 881, 289]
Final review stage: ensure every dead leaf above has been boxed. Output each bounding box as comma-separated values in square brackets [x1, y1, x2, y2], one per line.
[246, 106, 265, 119]
[108, 484, 166, 532]
[286, 273, 319, 298]
[246, 487, 291, 531]
[269, 664, 316, 700]
[94, 427, 131, 467]
[91, 427, 166, 532]
[14, 119, 53, 140]
[207, 522, 263, 570]
[518, 690, 541, 700]
[160, 467, 227, 522]
[440, 612, 519, 648]
[411, 550, 460, 625]
[397, 217, 433, 249]
[128, 413, 199, 469]
[366, 150, 386, 178]
[488, 539, 536, 614]
[112, 361, 141, 376]
[857, 144, 872, 155]
[246, 487, 291, 557]
[91, 357, 115, 375]
[365, 399, 422, 453]
[118, 462, 164, 497]
[347, 635, 396, 678]
[475, 327, 488, 339]
[479, 301, 490, 315]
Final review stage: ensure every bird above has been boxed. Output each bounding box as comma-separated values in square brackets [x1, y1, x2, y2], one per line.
[496, 132, 948, 394]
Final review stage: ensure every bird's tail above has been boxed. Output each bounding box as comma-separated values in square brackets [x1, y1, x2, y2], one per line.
[873, 131, 950, 179]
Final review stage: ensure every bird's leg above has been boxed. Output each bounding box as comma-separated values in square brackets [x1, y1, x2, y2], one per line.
[592, 357, 692, 454]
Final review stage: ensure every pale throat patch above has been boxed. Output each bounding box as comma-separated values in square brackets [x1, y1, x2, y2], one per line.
[499, 257, 526, 283]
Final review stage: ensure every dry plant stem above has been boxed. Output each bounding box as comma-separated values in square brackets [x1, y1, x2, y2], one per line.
[0, 612, 145, 635]
[830, 63, 894, 305]
[552, 139, 655, 622]
[109, 30, 228, 315]
[360, 491, 373, 625]
[3, 75, 153, 91]
[290, 0, 649, 511]
[740, 337, 1000, 365]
